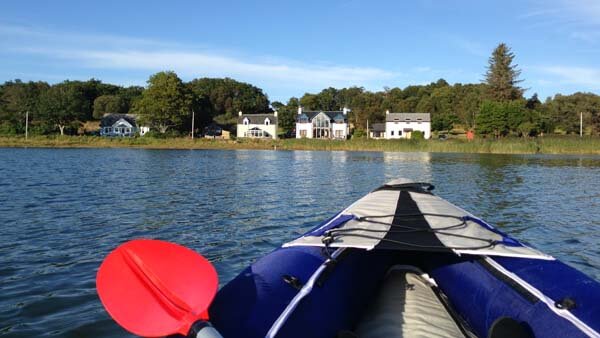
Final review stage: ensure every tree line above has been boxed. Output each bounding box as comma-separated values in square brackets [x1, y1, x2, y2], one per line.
[0, 74, 270, 136]
[1, 43, 599, 137]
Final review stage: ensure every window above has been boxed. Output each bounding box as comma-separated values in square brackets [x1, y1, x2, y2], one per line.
[312, 113, 331, 139]
[265, 118, 270, 125]
[244, 128, 271, 138]
[391, 130, 394, 136]
[243, 118, 249, 125]
[300, 130, 307, 137]
[335, 130, 344, 138]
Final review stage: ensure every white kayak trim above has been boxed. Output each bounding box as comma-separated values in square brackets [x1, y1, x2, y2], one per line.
[447, 200, 554, 261]
[484, 257, 599, 338]
[265, 248, 346, 338]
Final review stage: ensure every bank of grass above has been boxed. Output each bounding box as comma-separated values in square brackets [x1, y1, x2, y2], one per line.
[0, 135, 599, 155]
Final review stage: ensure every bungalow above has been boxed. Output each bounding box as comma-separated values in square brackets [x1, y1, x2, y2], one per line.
[369, 123, 386, 139]
[295, 107, 349, 139]
[237, 111, 278, 139]
[385, 111, 431, 139]
[99, 114, 149, 137]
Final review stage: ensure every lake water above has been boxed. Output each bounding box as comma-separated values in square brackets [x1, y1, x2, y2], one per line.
[0, 148, 599, 337]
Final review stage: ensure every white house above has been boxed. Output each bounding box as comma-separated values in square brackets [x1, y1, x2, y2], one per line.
[99, 114, 149, 137]
[295, 107, 349, 139]
[369, 123, 386, 139]
[237, 111, 278, 139]
[385, 111, 431, 139]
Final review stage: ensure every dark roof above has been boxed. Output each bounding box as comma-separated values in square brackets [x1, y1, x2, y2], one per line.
[238, 114, 278, 124]
[386, 113, 430, 122]
[100, 114, 138, 127]
[370, 123, 386, 132]
[296, 111, 347, 123]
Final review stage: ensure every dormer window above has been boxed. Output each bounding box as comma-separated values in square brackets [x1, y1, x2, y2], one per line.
[243, 117, 249, 125]
[264, 118, 270, 125]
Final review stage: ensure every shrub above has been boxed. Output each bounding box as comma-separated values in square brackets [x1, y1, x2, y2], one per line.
[352, 129, 367, 138]
[411, 131, 425, 140]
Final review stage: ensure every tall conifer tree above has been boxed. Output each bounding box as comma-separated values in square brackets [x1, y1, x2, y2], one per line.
[485, 43, 524, 101]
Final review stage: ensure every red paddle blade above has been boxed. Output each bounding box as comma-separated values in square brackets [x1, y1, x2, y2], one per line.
[96, 239, 218, 337]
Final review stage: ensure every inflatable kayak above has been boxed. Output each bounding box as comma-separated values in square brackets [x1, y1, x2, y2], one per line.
[97, 179, 600, 338]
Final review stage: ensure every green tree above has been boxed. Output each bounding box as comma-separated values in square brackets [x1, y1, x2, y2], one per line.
[133, 71, 193, 133]
[432, 114, 459, 133]
[93, 95, 127, 119]
[272, 97, 299, 135]
[0, 80, 49, 134]
[504, 99, 527, 133]
[37, 82, 89, 135]
[187, 77, 270, 123]
[485, 43, 524, 101]
[476, 101, 508, 137]
[117, 86, 144, 113]
[543, 92, 600, 135]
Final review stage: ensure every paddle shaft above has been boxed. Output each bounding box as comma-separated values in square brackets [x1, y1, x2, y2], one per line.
[187, 320, 223, 338]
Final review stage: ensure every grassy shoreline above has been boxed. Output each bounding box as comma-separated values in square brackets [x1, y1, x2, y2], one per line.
[1, 135, 599, 155]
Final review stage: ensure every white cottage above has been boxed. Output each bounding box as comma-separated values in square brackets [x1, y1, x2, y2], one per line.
[237, 111, 278, 139]
[369, 123, 386, 139]
[99, 114, 149, 137]
[295, 107, 349, 139]
[385, 111, 431, 139]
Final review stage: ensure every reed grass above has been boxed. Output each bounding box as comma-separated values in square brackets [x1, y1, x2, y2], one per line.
[1, 135, 598, 155]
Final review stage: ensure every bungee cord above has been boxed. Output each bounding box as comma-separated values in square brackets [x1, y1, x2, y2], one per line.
[321, 212, 500, 251]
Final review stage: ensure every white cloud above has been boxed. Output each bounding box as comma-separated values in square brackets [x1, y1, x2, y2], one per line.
[520, 1, 600, 43]
[0, 23, 397, 95]
[536, 66, 600, 87]
[449, 37, 488, 57]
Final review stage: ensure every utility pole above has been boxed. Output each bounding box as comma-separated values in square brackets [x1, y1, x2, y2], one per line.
[366, 119, 369, 139]
[580, 112, 583, 138]
[25, 111, 29, 140]
[191, 109, 195, 139]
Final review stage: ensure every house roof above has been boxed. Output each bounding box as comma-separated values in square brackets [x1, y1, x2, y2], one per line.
[386, 113, 430, 122]
[238, 114, 278, 124]
[370, 123, 386, 132]
[297, 111, 347, 123]
[100, 114, 138, 127]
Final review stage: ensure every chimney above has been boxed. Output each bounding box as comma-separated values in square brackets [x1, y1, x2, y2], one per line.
[386, 110, 390, 115]
[238, 111, 243, 117]
[273, 110, 278, 117]
[298, 106, 303, 115]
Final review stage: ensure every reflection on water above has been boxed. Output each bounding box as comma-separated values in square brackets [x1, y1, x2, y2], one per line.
[0, 148, 598, 337]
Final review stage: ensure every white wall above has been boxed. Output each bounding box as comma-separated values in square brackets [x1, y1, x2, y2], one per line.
[296, 123, 312, 138]
[139, 126, 150, 136]
[331, 123, 348, 139]
[237, 123, 278, 139]
[385, 121, 431, 139]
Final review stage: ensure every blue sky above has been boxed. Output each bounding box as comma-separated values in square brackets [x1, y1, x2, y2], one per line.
[1, 0, 600, 102]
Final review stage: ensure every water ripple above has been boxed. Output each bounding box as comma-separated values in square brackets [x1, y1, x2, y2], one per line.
[0, 148, 598, 337]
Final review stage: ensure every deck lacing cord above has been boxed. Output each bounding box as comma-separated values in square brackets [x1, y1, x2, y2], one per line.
[321, 213, 499, 251]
